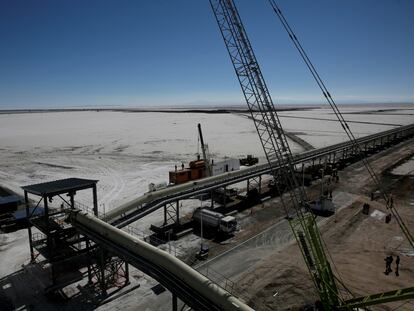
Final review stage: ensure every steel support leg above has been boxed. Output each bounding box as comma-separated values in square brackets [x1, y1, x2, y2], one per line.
[25, 190, 35, 262]
[164, 201, 180, 226]
[100, 250, 107, 297]
[87, 239, 92, 284]
[258, 175, 262, 195]
[223, 186, 227, 208]
[125, 262, 130, 285]
[172, 293, 178, 311]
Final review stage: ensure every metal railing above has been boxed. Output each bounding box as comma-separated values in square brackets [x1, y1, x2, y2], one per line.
[31, 232, 47, 247]
[200, 265, 235, 294]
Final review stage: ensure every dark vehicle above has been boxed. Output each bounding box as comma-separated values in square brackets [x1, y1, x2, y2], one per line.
[239, 155, 259, 166]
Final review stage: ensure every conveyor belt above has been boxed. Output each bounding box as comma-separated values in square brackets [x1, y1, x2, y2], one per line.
[69, 211, 254, 311]
[104, 124, 414, 228]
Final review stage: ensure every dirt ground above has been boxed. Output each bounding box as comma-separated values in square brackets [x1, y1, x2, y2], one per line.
[233, 138, 414, 310]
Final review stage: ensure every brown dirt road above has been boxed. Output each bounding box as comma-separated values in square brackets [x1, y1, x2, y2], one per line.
[235, 138, 414, 311]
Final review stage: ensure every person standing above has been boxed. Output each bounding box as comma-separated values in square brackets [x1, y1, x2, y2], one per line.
[395, 255, 400, 277]
[384, 256, 390, 275]
[384, 255, 393, 275]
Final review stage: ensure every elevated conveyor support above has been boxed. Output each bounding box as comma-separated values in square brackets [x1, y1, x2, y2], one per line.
[103, 123, 414, 228]
[68, 211, 254, 311]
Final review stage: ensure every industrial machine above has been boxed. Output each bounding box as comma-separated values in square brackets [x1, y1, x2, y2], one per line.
[193, 208, 237, 234]
[209, 0, 414, 309]
[239, 154, 259, 166]
[308, 198, 335, 217]
[198, 123, 213, 176]
[169, 123, 240, 185]
[309, 169, 335, 217]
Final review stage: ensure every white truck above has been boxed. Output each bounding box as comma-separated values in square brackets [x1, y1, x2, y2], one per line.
[192, 208, 237, 234]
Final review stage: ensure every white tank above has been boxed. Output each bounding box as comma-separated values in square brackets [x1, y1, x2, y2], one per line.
[193, 208, 237, 233]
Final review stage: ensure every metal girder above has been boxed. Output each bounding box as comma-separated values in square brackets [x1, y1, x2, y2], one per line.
[289, 214, 340, 307]
[164, 201, 179, 226]
[340, 287, 414, 310]
[88, 249, 129, 296]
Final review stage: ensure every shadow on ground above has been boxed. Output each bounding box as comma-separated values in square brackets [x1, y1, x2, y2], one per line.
[0, 263, 118, 311]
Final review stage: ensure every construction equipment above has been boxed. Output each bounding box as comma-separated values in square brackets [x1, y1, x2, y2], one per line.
[198, 123, 213, 176]
[209, 0, 414, 309]
[309, 169, 335, 217]
[239, 154, 259, 166]
[193, 208, 237, 234]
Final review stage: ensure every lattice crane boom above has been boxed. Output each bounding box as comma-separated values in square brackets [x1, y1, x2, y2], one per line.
[209, 1, 414, 309]
[209, 0, 340, 308]
[267, 0, 414, 248]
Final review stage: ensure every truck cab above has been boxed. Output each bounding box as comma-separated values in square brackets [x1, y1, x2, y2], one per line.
[219, 216, 237, 233]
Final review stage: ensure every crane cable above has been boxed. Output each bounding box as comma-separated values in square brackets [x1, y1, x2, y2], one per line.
[267, 0, 414, 248]
[264, 0, 356, 298]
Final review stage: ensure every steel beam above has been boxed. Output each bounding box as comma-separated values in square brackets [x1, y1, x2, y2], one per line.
[340, 287, 414, 309]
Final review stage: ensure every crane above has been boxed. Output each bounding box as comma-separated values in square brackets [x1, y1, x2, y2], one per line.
[208, 0, 414, 309]
[266, 0, 414, 249]
[198, 123, 213, 176]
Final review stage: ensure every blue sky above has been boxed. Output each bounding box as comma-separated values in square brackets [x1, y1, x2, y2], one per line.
[1, 0, 413, 109]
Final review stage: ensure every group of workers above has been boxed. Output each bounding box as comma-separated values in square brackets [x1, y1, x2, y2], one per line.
[384, 255, 401, 276]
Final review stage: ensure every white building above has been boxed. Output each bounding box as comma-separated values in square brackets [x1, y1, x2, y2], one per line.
[211, 157, 240, 176]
